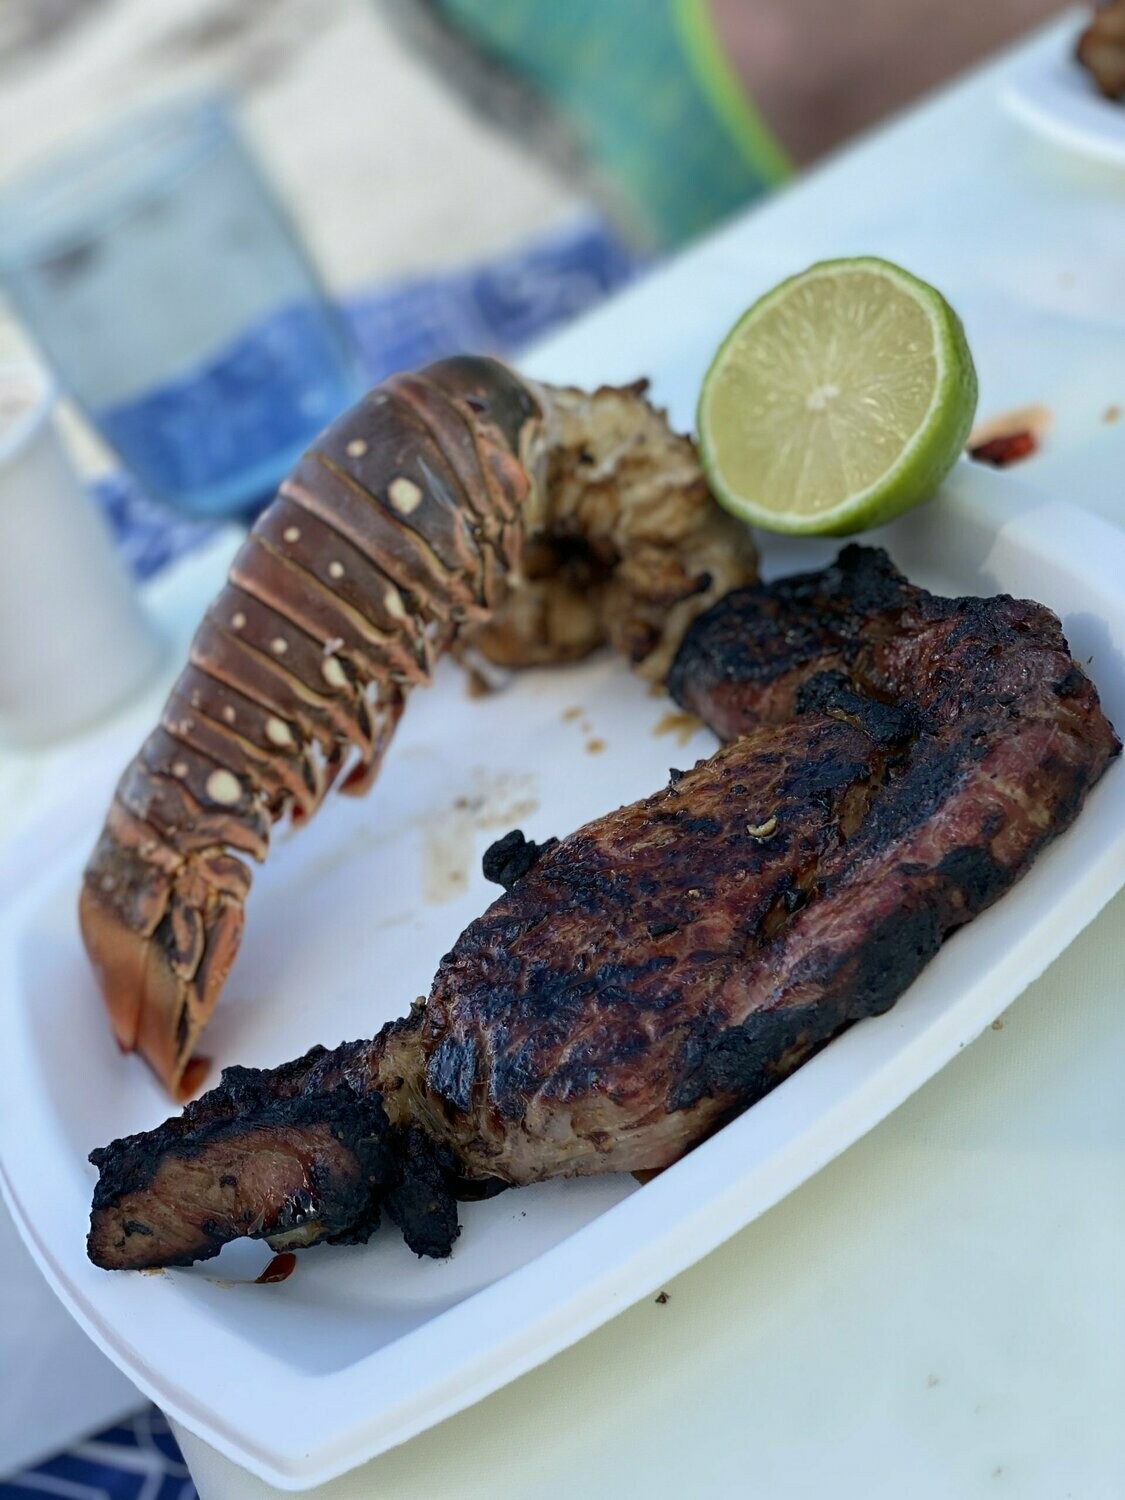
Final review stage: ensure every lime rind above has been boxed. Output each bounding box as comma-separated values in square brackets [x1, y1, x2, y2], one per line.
[697, 257, 979, 537]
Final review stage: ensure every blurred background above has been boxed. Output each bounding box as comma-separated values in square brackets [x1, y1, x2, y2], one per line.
[0, 0, 1104, 1492]
[0, 0, 1069, 527]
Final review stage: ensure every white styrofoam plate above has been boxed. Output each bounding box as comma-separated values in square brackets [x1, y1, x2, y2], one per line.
[1, 462, 1123, 1490]
[1003, 20, 1125, 169]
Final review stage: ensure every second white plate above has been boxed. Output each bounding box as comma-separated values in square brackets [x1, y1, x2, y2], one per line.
[1004, 20, 1125, 169]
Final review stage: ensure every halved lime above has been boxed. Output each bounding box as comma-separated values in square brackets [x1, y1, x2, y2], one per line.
[697, 257, 978, 536]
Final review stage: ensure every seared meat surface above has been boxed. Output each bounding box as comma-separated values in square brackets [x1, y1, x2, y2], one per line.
[87, 1028, 458, 1267]
[88, 549, 1119, 1270]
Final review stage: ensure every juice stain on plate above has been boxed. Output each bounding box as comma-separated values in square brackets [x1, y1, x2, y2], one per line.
[969, 403, 1051, 450]
[563, 704, 602, 749]
[653, 710, 703, 746]
[969, 430, 1038, 468]
[422, 769, 538, 903]
[423, 824, 473, 903]
[256, 1252, 297, 1285]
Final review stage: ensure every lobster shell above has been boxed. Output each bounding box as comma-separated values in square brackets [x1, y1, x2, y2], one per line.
[80, 356, 757, 1096]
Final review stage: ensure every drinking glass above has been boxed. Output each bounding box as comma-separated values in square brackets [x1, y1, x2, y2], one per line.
[0, 99, 364, 519]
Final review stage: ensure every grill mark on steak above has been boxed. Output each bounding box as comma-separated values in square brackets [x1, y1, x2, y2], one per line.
[87, 548, 1120, 1269]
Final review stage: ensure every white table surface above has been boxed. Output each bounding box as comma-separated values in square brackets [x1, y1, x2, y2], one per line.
[3, 11, 1123, 1495]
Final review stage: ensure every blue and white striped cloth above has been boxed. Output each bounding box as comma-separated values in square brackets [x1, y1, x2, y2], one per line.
[0, 212, 638, 1500]
[90, 215, 640, 582]
[2, 1411, 194, 1500]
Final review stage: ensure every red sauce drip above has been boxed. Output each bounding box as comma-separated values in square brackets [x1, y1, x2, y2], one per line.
[968, 430, 1038, 468]
[256, 1252, 297, 1285]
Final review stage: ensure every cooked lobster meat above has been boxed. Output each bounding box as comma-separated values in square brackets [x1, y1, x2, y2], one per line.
[80, 357, 757, 1099]
[87, 547, 1119, 1271]
[1078, 1, 1125, 100]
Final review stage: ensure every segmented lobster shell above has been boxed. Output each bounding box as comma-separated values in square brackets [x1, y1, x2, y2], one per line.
[81, 358, 540, 1094]
[80, 356, 758, 1097]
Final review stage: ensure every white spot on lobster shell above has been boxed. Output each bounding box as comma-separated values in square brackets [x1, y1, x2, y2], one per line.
[205, 769, 242, 806]
[388, 476, 423, 514]
[328, 561, 345, 580]
[221, 705, 236, 724]
[265, 717, 294, 748]
[172, 762, 189, 779]
[232, 612, 247, 631]
[283, 526, 301, 543]
[346, 439, 368, 458]
[270, 637, 288, 656]
[321, 639, 348, 690]
[322, 655, 348, 690]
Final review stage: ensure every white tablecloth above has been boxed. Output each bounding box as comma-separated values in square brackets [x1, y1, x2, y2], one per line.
[3, 12, 1123, 1496]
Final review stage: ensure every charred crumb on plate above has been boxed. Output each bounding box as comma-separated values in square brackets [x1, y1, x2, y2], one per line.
[481, 828, 558, 891]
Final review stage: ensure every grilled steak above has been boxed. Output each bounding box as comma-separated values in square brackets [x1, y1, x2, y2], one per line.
[87, 548, 1119, 1270]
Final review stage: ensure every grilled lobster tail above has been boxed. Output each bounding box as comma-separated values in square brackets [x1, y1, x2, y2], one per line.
[80, 356, 757, 1098]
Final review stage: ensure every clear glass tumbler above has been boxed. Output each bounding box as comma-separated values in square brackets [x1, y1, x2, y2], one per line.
[0, 99, 364, 519]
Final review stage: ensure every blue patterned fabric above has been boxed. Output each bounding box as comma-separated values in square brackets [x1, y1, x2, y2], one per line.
[90, 214, 641, 580]
[0, 211, 638, 1500]
[1, 1409, 196, 1498]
